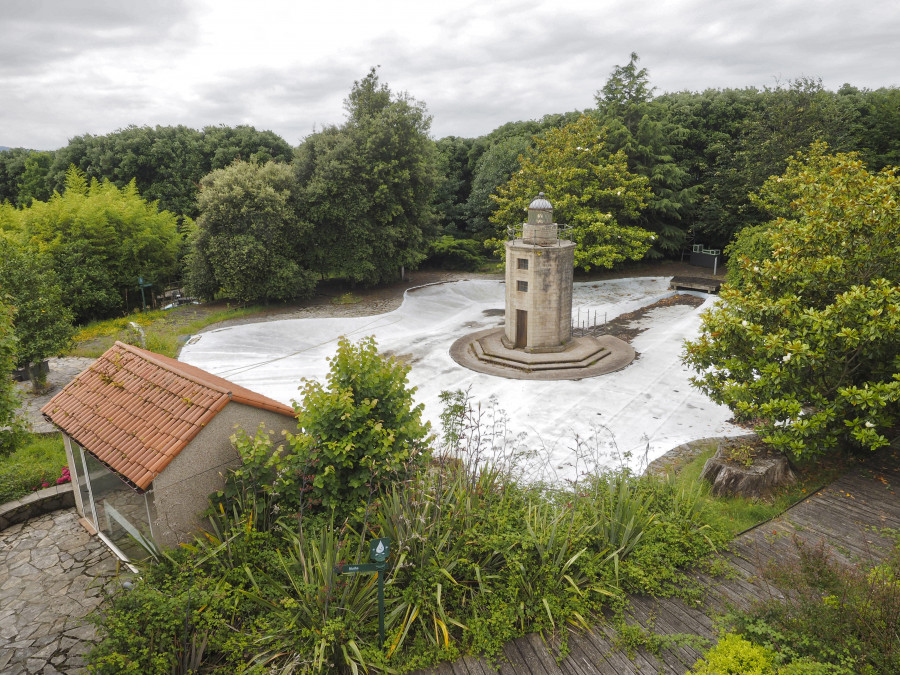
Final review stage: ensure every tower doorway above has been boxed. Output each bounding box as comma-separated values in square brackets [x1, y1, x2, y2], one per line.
[515, 310, 527, 348]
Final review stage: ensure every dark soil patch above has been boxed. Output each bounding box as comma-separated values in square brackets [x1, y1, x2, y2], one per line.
[195, 261, 719, 331]
[586, 293, 706, 343]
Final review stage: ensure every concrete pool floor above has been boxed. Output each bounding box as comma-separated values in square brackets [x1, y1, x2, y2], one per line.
[179, 277, 743, 479]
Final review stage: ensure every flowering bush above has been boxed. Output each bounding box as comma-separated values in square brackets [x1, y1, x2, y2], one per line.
[31, 466, 69, 491]
[684, 144, 900, 459]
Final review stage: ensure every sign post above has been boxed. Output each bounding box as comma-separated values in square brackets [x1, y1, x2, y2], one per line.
[137, 276, 153, 311]
[335, 537, 391, 647]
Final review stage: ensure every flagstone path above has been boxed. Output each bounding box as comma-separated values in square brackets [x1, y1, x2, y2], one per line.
[0, 510, 119, 675]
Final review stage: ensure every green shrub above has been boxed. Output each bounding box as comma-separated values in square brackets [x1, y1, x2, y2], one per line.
[727, 536, 900, 673]
[684, 146, 900, 459]
[425, 236, 485, 271]
[0, 300, 27, 456]
[92, 391, 743, 674]
[285, 336, 432, 516]
[689, 633, 777, 674]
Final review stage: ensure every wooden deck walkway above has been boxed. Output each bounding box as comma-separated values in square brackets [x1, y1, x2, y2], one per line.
[414, 446, 900, 675]
[668, 276, 722, 294]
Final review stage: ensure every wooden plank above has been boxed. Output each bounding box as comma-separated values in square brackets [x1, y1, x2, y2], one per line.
[462, 654, 499, 675]
[560, 633, 621, 675]
[625, 599, 701, 671]
[523, 632, 565, 674]
[706, 580, 757, 613]
[788, 493, 893, 527]
[651, 599, 714, 641]
[813, 481, 895, 504]
[802, 492, 900, 526]
[706, 562, 773, 602]
[553, 633, 603, 675]
[776, 515, 891, 562]
[571, 624, 658, 675]
[593, 619, 672, 674]
[499, 639, 535, 675]
[419, 661, 457, 675]
[649, 610, 709, 669]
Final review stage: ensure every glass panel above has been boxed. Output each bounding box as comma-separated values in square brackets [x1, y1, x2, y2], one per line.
[73, 445, 96, 526]
[83, 452, 156, 562]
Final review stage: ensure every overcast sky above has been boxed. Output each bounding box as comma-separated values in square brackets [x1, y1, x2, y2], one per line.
[3, 0, 899, 150]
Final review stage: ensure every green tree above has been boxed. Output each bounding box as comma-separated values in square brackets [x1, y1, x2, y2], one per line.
[49, 125, 293, 218]
[0, 299, 27, 455]
[16, 151, 52, 206]
[845, 85, 900, 170]
[284, 336, 431, 515]
[16, 167, 180, 322]
[465, 133, 534, 240]
[596, 53, 697, 256]
[658, 87, 765, 249]
[433, 135, 475, 236]
[0, 148, 38, 205]
[490, 114, 652, 271]
[463, 114, 582, 241]
[185, 160, 316, 304]
[0, 237, 74, 387]
[294, 68, 438, 285]
[736, 79, 859, 194]
[696, 79, 859, 246]
[683, 144, 900, 458]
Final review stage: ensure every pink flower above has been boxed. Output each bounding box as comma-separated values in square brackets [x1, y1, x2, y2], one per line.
[41, 482, 50, 488]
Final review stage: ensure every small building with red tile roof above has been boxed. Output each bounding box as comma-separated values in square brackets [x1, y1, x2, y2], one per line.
[41, 341, 296, 561]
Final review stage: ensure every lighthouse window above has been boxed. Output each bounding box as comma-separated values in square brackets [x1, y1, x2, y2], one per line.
[517, 258, 529, 270]
[517, 280, 528, 292]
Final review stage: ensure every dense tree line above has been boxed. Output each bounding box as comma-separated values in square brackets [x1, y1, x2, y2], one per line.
[0, 124, 292, 217]
[430, 59, 900, 252]
[0, 58, 897, 321]
[1, 167, 181, 323]
[185, 68, 439, 300]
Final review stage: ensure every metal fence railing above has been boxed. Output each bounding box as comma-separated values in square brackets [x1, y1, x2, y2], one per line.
[571, 307, 608, 337]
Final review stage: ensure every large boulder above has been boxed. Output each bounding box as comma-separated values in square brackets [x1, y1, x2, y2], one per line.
[701, 435, 796, 499]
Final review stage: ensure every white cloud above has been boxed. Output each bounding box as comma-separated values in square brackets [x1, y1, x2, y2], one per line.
[1, 0, 898, 149]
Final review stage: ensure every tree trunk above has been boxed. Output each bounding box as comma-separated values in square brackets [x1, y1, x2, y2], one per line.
[701, 437, 796, 499]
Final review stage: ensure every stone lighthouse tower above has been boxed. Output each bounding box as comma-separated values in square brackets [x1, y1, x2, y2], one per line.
[503, 193, 576, 352]
[450, 190, 635, 380]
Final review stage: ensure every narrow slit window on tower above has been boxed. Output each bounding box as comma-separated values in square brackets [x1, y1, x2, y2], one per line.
[517, 258, 529, 270]
[517, 280, 528, 292]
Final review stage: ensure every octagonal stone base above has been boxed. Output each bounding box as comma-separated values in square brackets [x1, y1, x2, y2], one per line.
[450, 327, 636, 381]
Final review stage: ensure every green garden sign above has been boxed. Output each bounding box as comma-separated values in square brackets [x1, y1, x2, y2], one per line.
[335, 537, 391, 647]
[137, 276, 153, 311]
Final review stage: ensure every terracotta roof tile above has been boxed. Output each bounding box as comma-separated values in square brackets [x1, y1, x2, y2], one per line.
[41, 341, 294, 491]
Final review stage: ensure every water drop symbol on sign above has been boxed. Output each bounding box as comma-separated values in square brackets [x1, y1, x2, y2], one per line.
[376, 541, 385, 556]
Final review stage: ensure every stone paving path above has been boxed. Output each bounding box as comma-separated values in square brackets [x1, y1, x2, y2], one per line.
[15, 357, 97, 434]
[0, 509, 119, 674]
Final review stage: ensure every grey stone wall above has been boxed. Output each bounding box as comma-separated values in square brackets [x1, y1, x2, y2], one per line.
[0, 484, 75, 531]
[149, 404, 295, 547]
